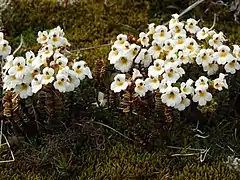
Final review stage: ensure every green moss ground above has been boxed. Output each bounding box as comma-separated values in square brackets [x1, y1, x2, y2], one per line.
[1, 0, 240, 179]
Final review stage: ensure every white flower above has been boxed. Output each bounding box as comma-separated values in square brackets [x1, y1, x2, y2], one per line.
[72, 61, 92, 80]
[66, 70, 80, 92]
[108, 46, 122, 64]
[224, 59, 240, 74]
[42, 67, 55, 85]
[195, 76, 209, 90]
[110, 74, 128, 93]
[135, 49, 152, 68]
[132, 68, 142, 81]
[213, 73, 228, 91]
[139, 32, 149, 47]
[134, 79, 147, 97]
[25, 51, 35, 66]
[93, 92, 107, 107]
[31, 74, 43, 93]
[3, 74, 22, 90]
[184, 38, 199, 54]
[56, 56, 68, 69]
[165, 53, 182, 68]
[53, 73, 69, 92]
[114, 54, 132, 73]
[175, 93, 191, 111]
[148, 41, 162, 59]
[15, 83, 33, 99]
[193, 89, 212, 106]
[178, 51, 190, 64]
[185, 18, 200, 34]
[148, 59, 165, 77]
[145, 75, 160, 91]
[8, 57, 28, 79]
[126, 44, 140, 60]
[170, 22, 186, 37]
[39, 44, 54, 59]
[161, 87, 181, 107]
[203, 63, 219, 76]
[169, 14, 179, 29]
[174, 34, 186, 50]
[196, 27, 210, 40]
[196, 49, 214, 66]
[163, 39, 176, 54]
[0, 40, 11, 58]
[3, 55, 14, 71]
[0, 32, 4, 41]
[114, 34, 128, 47]
[153, 25, 170, 44]
[32, 54, 44, 69]
[233, 45, 240, 60]
[180, 79, 194, 95]
[209, 32, 226, 49]
[37, 31, 49, 44]
[48, 30, 63, 47]
[162, 67, 180, 84]
[159, 79, 172, 93]
[147, 23, 155, 35]
[213, 45, 235, 65]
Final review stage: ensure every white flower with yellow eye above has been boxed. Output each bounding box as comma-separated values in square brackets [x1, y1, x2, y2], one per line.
[196, 49, 214, 66]
[8, 57, 28, 79]
[203, 63, 219, 76]
[132, 68, 142, 81]
[233, 45, 240, 60]
[184, 38, 199, 54]
[165, 53, 182, 68]
[110, 74, 128, 93]
[31, 74, 43, 93]
[193, 89, 212, 106]
[139, 32, 149, 47]
[37, 31, 49, 44]
[42, 67, 55, 85]
[127, 44, 140, 60]
[185, 18, 200, 34]
[214, 45, 235, 65]
[53, 73, 69, 92]
[48, 30, 63, 47]
[147, 23, 155, 36]
[178, 51, 190, 64]
[153, 25, 170, 44]
[209, 32, 226, 49]
[135, 49, 152, 68]
[25, 51, 35, 66]
[180, 79, 194, 95]
[0, 40, 11, 58]
[3, 74, 22, 90]
[72, 61, 92, 80]
[195, 76, 209, 90]
[148, 59, 165, 77]
[39, 44, 54, 59]
[93, 92, 107, 107]
[134, 79, 147, 97]
[122, 41, 131, 51]
[23, 67, 40, 84]
[174, 34, 186, 50]
[159, 79, 172, 93]
[148, 40, 162, 59]
[162, 67, 180, 84]
[15, 83, 33, 99]
[224, 59, 240, 74]
[114, 34, 128, 47]
[3, 55, 14, 71]
[65, 70, 80, 92]
[175, 93, 191, 111]
[161, 87, 181, 107]
[56, 56, 68, 69]
[213, 73, 228, 91]
[170, 22, 186, 37]
[145, 75, 160, 91]
[163, 39, 176, 54]
[114, 54, 132, 73]
[108, 46, 122, 64]
[169, 14, 179, 29]
[196, 27, 210, 40]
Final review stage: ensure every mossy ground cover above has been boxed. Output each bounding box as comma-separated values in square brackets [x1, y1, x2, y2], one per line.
[1, 0, 240, 179]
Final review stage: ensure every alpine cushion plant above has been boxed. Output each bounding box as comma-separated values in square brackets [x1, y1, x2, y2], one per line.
[2, 26, 93, 99]
[108, 13, 240, 113]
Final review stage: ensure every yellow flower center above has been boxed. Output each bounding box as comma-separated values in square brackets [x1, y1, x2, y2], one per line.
[17, 65, 23, 72]
[177, 38, 184, 44]
[120, 57, 128, 65]
[199, 91, 205, 97]
[117, 81, 123, 86]
[169, 92, 175, 99]
[220, 51, 226, 58]
[42, 35, 47, 41]
[21, 83, 28, 90]
[76, 68, 82, 74]
[229, 61, 235, 68]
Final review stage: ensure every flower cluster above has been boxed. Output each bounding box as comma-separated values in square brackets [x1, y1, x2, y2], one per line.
[0, 32, 11, 59]
[2, 26, 92, 99]
[108, 14, 237, 111]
